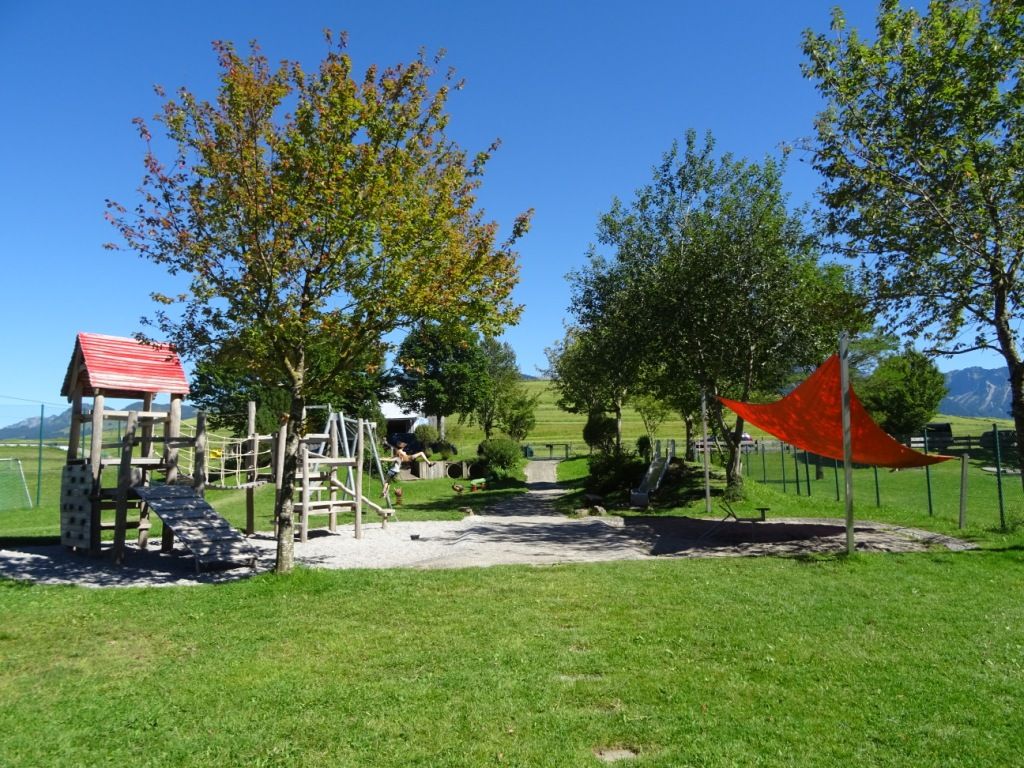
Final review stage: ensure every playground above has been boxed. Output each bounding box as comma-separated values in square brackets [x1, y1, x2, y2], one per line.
[0, 458, 976, 588]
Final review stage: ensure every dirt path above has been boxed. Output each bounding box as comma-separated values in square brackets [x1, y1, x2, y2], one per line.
[0, 460, 977, 588]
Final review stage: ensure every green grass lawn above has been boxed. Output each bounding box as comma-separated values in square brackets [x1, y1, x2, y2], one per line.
[3, 395, 1024, 766]
[1, 552, 1022, 766]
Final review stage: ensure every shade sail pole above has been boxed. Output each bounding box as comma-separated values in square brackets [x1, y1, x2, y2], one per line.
[701, 389, 712, 515]
[839, 333, 855, 554]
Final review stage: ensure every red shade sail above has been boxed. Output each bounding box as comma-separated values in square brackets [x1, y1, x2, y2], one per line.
[720, 355, 952, 468]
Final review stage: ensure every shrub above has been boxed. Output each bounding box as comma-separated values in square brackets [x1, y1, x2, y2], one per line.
[586, 450, 645, 496]
[414, 424, 439, 446]
[430, 440, 458, 460]
[636, 435, 653, 462]
[477, 437, 521, 477]
[583, 413, 617, 453]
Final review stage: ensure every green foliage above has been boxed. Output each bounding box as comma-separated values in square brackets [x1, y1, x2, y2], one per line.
[495, 385, 539, 442]
[803, 0, 1024, 464]
[476, 436, 520, 477]
[632, 393, 670, 444]
[585, 450, 645, 496]
[470, 337, 521, 440]
[582, 412, 617, 453]
[636, 434, 653, 462]
[413, 424, 439, 448]
[191, 336, 387, 435]
[104, 35, 530, 571]
[859, 349, 947, 439]
[395, 323, 491, 426]
[575, 129, 866, 489]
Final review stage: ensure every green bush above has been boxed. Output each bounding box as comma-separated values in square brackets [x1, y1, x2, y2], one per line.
[414, 424, 439, 446]
[636, 435, 653, 462]
[430, 440, 458, 460]
[586, 450, 645, 496]
[583, 413, 617, 453]
[477, 437, 521, 477]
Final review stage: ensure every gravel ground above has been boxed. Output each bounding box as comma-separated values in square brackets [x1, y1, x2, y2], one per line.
[0, 459, 976, 588]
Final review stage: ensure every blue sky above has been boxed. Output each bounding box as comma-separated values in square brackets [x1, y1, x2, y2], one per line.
[0, 0, 1003, 423]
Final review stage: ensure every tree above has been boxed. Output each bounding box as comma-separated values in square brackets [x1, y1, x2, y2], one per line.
[496, 385, 539, 442]
[471, 337, 520, 440]
[593, 131, 866, 492]
[802, 0, 1024, 478]
[859, 348, 947, 440]
[394, 322, 490, 439]
[106, 36, 530, 572]
[190, 333, 388, 435]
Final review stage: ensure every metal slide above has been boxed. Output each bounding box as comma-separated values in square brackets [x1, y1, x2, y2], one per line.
[630, 439, 675, 508]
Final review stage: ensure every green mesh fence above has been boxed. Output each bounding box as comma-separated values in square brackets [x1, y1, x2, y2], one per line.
[0, 458, 32, 511]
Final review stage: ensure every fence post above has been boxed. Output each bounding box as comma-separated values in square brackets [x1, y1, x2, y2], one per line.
[781, 443, 787, 493]
[959, 454, 968, 529]
[993, 422, 1006, 531]
[35, 404, 43, 508]
[804, 450, 812, 497]
[924, 429, 933, 516]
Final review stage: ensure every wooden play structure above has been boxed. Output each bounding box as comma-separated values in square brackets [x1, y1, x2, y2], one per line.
[59, 334, 397, 566]
[60, 333, 256, 570]
[289, 409, 395, 542]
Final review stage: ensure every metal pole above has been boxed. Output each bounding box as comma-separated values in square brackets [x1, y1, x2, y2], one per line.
[761, 443, 767, 484]
[924, 428, 933, 516]
[993, 422, 1006, 531]
[874, 465, 880, 507]
[833, 458, 840, 501]
[793, 448, 801, 495]
[701, 391, 711, 515]
[804, 450, 812, 497]
[840, 334, 855, 554]
[781, 443, 787, 493]
[35, 404, 43, 508]
[958, 454, 968, 529]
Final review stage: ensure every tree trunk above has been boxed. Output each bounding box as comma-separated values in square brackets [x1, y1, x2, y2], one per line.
[684, 414, 695, 461]
[1008, 359, 1024, 489]
[274, 390, 306, 574]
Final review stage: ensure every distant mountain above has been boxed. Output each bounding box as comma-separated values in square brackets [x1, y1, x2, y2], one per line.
[941, 366, 1011, 419]
[0, 401, 198, 440]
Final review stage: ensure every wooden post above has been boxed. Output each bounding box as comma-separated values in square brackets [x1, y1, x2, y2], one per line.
[246, 401, 256, 535]
[165, 393, 182, 485]
[112, 412, 138, 564]
[328, 416, 339, 533]
[958, 454, 968, 529]
[140, 393, 154, 458]
[299, 441, 310, 543]
[194, 411, 207, 498]
[839, 333, 855, 555]
[88, 391, 105, 554]
[355, 418, 364, 539]
[68, 390, 82, 460]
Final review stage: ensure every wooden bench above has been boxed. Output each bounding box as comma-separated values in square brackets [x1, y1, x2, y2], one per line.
[720, 500, 769, 523]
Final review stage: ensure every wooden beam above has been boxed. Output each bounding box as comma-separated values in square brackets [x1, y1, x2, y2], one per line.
[112, 412, 138, 564]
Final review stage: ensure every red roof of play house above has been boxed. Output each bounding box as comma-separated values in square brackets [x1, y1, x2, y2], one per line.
[61, 333, 190, 399]
[720, 355, 952, 469]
